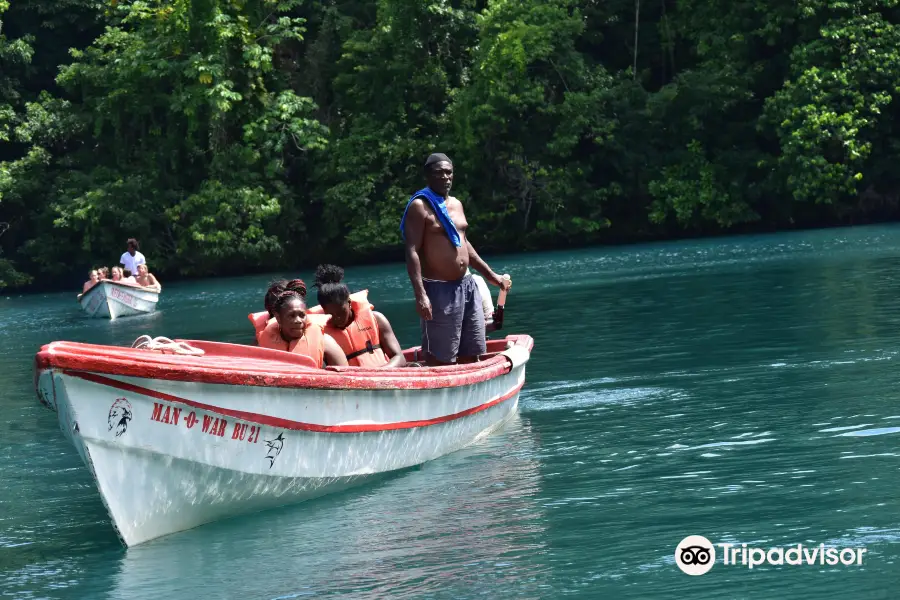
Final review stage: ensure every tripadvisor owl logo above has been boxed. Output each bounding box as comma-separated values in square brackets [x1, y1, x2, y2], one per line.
[675, 535, 716, 576]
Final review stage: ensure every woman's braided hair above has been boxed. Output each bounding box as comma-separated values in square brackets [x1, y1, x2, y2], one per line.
[264, 278, 287, 317]
[271, 278, 308, 315]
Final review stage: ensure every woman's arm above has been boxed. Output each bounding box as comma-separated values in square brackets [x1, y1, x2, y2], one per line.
[374, 312, 407, 368]
[322, 334, 349, 367]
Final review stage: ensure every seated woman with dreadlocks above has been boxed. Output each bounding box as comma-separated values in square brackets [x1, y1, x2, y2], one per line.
[256, 278, 348, 368]
[307, 264, 407, 368]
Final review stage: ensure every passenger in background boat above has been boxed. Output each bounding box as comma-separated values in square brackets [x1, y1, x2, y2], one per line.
[77, 269, 100, 300]
[312, 264, 407, 368]
[83, 269, 99, 293]
[110, 266, 123, 282]
[257, 279, 348, 368]
[120, 269, 138, 285]
[135, 264, 161, 292]
[400, 152, 511, 365]
[120, 238, 146, 275]
[98, 266, 110, 280]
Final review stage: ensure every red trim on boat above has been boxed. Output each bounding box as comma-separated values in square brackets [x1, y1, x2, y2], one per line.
[36, 335, 533, 391]
[66, 371, 525, 433]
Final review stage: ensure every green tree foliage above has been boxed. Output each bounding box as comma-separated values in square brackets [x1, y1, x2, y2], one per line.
[315, 0, 480, 256]
[3, 0, 900, 289]
[763, 0, 900, 211]
[0, 0, 38, 286]
[2, 0, 326, 280]
[449, 0, 616, 247]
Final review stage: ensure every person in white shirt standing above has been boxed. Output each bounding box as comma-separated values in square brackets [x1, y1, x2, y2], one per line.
[120, 238, 146, 275]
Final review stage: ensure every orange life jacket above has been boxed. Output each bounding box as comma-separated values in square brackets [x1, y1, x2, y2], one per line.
[308, 290, 387, 367]
[249, 311, 270, 335]
[257, 318, 328, 368]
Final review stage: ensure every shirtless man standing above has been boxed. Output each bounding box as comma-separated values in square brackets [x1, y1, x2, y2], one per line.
[401, 153, 511, 365]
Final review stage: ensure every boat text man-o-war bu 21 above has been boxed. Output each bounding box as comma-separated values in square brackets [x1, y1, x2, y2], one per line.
[720, 542, 866, 569]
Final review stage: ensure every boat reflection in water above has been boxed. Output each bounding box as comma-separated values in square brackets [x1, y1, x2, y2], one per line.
[108, 414, 548, 600]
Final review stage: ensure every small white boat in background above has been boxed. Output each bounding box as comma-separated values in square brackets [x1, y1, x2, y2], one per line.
[79, 281, 159, 320]
[34, 335, 534, 546]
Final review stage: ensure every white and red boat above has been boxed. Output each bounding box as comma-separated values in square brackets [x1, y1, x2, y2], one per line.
[33, 335, 533, 547]
[79, 281, 160, 320]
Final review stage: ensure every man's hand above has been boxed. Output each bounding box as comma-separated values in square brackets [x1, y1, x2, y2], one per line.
[490, 272, 512, 291]
[416, 294, 433, 320]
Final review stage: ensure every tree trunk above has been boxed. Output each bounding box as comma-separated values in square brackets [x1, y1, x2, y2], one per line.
[633, 0, 640, 81]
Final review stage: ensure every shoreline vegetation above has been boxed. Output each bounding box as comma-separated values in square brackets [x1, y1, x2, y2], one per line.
[3, 0, 900, 293]
[6, 219, 890, 296]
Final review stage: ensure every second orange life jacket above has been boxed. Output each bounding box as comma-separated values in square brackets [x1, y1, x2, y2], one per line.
[308, 290, 388, 367]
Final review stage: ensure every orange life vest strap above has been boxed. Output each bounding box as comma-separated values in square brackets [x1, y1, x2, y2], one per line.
[345, 340, 382, 361]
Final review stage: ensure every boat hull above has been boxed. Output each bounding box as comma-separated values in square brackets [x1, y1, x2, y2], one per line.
[36, 340, 529, 546]
[79, 281, 159, 320]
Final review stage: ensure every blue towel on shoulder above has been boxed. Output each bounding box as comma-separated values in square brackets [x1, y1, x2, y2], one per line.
[400, 187, 462, 247]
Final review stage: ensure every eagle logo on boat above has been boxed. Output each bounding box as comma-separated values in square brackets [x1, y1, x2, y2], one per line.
[264, 433, 284, 468]
[108, 398, 133, 437]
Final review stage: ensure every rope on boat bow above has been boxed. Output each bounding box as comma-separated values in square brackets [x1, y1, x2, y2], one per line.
[131, 335, 205, 356]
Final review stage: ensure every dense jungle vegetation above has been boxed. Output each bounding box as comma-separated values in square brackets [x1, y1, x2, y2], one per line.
[2, 0, 900, 289]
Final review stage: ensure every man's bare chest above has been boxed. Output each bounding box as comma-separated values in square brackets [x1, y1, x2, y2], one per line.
[425, 201, 468, 234]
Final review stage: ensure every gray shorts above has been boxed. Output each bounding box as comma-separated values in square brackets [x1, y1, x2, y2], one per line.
[421, 275, 486, 363]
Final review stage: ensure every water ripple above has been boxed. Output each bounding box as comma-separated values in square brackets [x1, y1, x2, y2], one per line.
[7, 225, 900, 597]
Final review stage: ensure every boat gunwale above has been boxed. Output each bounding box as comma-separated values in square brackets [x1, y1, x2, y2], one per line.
[36, 335, 533, 391]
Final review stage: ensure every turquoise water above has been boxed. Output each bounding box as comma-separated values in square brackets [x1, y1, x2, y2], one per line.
[3, 225, 900, 598]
